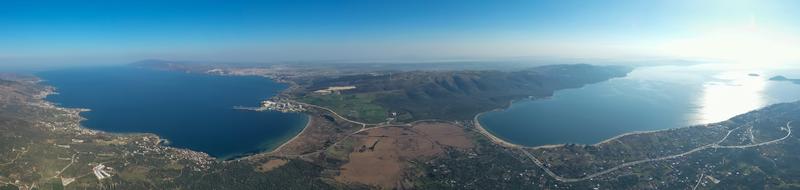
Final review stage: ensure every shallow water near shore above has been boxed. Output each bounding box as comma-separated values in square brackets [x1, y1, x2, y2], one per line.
[38, 66, 308, 159]
[479, 64, 800, 146]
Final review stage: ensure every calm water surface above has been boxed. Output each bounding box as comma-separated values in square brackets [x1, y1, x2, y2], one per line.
[39, 66, 308, 159]
[479, 64, 800, 146]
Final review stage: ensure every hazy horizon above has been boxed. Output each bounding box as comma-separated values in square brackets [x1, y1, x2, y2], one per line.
[3, 0, 800, 70]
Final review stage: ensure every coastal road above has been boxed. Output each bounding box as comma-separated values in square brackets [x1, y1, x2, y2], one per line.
[292, 101, 373, 128]
[522, 121, 792, 183]
[265, 101, 458, 158]
[264, 100, 795, 184]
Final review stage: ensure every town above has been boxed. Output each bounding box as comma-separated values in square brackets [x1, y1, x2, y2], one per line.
[233, 98, 306, 113]
[260, 99, 306, 113]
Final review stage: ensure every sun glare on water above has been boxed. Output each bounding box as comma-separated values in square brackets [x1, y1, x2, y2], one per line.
[695, 71, 767, 124]
[661, 18, 800, 124]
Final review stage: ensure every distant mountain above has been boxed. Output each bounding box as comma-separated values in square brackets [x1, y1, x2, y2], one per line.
[129, 59, 214, 73]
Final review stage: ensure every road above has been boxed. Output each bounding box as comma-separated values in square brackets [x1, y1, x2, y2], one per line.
[260, 100, 795, 184]
[53, 152, 79, 178]
[713, 121, 792, 149]
[292, 101, 373, 128]
[261, 101, 459, 159]
[0, 145, 29, 166]
[521, 121, 792, 183]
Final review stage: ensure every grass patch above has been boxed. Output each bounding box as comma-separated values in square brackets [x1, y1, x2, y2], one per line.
[119, 166, 151, 182]
[325, 137, 357, 161]
[300, 93, 388, 123]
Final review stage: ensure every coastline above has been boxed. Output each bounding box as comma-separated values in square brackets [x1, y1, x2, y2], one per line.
[41, 87, 152, 137]
[472, 91, 722, 151]
[46, 89, 311, 161]
[261, 114, 313, 156]
[474, 99, 745, 151]
[472, 94, 579, 150]
[471, 70, 724, 150]
[470, 79, 609, 150]
[219, 113, 310, 161]
[474, 103, 722, 151]
[36, 65, 648, 163]
[39, 80, 219, 161]
[39, 68, 314, 161]
[472, 111, 522, 148]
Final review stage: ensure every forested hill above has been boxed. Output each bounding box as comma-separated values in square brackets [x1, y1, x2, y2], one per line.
[297, 64, 633, 122]
[129, 60, 633, 122]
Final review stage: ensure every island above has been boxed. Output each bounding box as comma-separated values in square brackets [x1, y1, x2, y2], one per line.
[770, 75, 800, 84]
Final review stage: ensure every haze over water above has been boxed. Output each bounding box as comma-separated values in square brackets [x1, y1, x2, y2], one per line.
[39, 66, 308, 159]
[480, 64, 800, 146]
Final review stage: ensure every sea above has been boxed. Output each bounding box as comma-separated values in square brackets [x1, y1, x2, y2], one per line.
[479, 64, 800, 146]
[38, 66, 308, 160]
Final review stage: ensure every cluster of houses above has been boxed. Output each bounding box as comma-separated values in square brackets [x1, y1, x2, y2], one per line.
[261, 100, 305, 113]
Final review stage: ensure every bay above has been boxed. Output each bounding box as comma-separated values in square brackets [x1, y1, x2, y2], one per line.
[479, 64, 800, 146]
[39, 66, 308, 159]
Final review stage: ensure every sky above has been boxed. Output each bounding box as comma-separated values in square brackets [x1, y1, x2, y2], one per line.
[1, 0, 799, 68]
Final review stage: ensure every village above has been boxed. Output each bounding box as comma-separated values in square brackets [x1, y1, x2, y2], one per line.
[260, 98, 306, 113]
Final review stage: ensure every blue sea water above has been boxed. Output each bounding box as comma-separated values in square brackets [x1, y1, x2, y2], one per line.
[38, 66, 308, 159]
[479, 64, 800, 146]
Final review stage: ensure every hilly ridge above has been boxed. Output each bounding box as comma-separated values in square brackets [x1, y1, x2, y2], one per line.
[297, 64, 633, 122]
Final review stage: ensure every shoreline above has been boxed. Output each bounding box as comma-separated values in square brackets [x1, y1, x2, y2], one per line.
[47, 92, 311, 162]
[38, 65, 672, 163]
[471, 95, 728, 151]
[39, 69, 315, 162]
[470, 79, 614, 150]
[472, 112, 523, 148]
[217, 65, 627, 157]
[472, 96, 575, 150]
[35, 65, 681, 163]
[219, 113, 310, 161]
[251, 114, 313, 159]
[39, 80, 233, 162]
[474, 105, 724, 151]
[41, 87, 158, 137]
[474, 101, 761, 151]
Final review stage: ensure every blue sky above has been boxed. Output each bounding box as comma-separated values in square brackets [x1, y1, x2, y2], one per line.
[1, 0, 799, 67]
